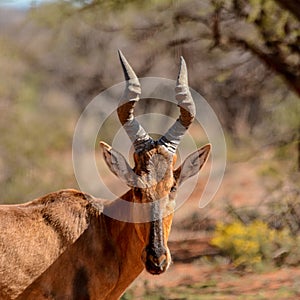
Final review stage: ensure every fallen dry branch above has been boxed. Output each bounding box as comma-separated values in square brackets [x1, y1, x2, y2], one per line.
[169, 237, 220, 263]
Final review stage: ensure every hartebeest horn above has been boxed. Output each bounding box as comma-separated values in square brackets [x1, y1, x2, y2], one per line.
[117, 50, 153, 152]
[158, 57, 196, 154]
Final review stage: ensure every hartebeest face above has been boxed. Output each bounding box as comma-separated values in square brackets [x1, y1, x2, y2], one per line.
[133, 145, 176, 275]
[100, 51, 211, 275]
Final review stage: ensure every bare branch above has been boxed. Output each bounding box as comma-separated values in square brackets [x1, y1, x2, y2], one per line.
[227, 36, 300, 96]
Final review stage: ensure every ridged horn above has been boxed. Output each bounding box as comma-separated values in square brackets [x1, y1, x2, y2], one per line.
[158, 57, 196, 154]
[117, 50, 153, 152]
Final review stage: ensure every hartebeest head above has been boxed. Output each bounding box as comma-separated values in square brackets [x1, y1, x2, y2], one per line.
[100, 51, 211, 275]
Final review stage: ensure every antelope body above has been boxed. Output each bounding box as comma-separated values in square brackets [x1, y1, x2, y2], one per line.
[0, 51, 211, 300]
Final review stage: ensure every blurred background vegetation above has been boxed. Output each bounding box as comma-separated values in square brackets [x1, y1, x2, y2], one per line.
[0, 0, 299, 202]
[0, 0, 300, 296]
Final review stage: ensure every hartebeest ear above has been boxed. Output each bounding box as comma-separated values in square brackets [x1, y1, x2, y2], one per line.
[174, 144, 211, 186]
[100, 141, 135, 186]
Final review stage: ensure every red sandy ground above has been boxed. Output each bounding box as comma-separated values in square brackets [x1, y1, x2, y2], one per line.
[135, 263, 300, 299]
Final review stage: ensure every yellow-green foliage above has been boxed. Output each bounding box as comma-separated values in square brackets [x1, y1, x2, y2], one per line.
[211, 221, 277, 268]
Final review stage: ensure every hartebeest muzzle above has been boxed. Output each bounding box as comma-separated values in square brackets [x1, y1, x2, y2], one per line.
[144, 247, 168, 275]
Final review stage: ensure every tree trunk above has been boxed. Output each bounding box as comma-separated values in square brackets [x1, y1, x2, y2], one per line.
[298, 125, 300, 172]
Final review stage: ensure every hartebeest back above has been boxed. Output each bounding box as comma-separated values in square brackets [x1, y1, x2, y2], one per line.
[0, 51, 211, 300]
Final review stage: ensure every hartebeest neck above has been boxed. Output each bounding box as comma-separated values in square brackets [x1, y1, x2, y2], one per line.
[102, 189, 172, 276]
[102, 190, 151, 245]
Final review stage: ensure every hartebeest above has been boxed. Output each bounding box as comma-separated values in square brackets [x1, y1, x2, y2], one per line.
[0, 51, 211, 300]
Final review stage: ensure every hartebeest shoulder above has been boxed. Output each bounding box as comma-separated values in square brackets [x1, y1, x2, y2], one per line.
[0, 190, 104, 300]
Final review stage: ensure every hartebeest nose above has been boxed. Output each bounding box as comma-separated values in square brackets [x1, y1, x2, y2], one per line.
[144, 252, 169, 275]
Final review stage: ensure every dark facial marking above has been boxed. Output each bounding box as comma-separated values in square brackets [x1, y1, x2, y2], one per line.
[73, 267, 90, 300]
[145, 201, 168, 274]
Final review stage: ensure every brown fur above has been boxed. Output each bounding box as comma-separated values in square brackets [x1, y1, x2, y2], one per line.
[17, 191, 156, 299]
[15, 146, 176, 300]
[0, 143, 210, 300]
[0, 190, 103, 300]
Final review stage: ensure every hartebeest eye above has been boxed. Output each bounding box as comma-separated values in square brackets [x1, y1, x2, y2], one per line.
[170, 186, 177, 193]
